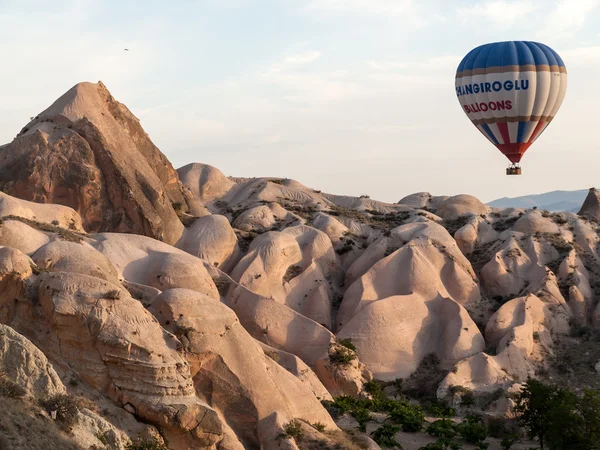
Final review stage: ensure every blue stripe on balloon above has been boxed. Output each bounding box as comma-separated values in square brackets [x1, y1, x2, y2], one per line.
[474, 44, 495, 71]
[502, 41, 520, 67]
[457, 46, 482, 73]
[514, 41, 535, 66]
[486, 41, 507, 68]
[456, 41, 566, 72]
[533, 42, 558, 66]
[550, 47, 565, 67]
[481, 124, 499, 145]
[523, 42, 548, 66]
[462, 45, 486, 73]
[516, 121, 529, 143]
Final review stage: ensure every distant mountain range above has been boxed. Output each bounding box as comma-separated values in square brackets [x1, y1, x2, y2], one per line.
[487, 189, 590, 212]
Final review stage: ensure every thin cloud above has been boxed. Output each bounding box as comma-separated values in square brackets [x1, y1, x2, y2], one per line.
[301, 0, 446, 29]
[304, 0, 415, 16]
[367, 55, 460, 72]
[542, 0, 599, 39]
[456, 0, 541, 25]
[284, 51, 321, 64]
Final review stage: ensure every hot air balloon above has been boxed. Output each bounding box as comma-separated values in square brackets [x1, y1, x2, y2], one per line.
[455, 41, 567, 175]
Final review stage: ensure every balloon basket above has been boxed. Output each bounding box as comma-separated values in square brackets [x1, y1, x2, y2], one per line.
[506, 164, 522, 175]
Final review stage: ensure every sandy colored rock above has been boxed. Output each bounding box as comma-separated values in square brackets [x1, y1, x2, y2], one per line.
[480, 233, 560, 299]
[338, 221, 480, 329]
[558, 250, 594, 325]
[570, 216, 600, 257]
[435, 194, 489, 220]
[0, 219, 50, 255]
[485, 294, 567, 378]
[0, 82, 186, 244]
[513, 210, 561, 234]
[437, 352, 513, 398]
[32, 240, 119, 283]
[230, 225, 343, 329]
[122, 280, 162, 306]
[177, 214, 240, 271]
[91, 232, 219, 299]
[177, 163, 235, 204]
[0, 247, 33, 324]
[314, 342, 373, 397]
[440, 294, 569, 398]
[69, 407, 142, 450]
[337, 294, 485, 380]
[325, 192, 409, 215]
[0, 324, 65, 398]
[149, 288, 337, 449]
[232, 202, 299, 232]
[577, 187, 600, 221]
[312, 212, 350, 244]
[397, 192, 434, 209]
[454, 216, 499, 255]
[1, 269, 225, 449]
[0, 191, 83, 231]
[223, 279, 334, 366]
[258, 342, 332, 401]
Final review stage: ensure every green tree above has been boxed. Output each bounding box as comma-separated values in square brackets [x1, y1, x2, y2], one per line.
[513, 378, 558, 449]
[513, 378, 600, 450]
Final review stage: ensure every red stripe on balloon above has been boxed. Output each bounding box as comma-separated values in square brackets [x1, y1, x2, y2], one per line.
[495, 143, 532, 163]
[528, 121, 546, 143]
[496, 122, 511, 145]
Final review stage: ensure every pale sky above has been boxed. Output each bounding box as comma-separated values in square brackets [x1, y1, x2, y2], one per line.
[0, 0, 599, 203]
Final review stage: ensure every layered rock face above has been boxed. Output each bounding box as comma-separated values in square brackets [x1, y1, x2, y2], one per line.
[0, 81, 187, 244]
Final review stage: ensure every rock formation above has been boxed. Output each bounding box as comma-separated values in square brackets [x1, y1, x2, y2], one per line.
[578, 187, 600, 221]
[3, 81, 600, 449]
[0, 82, 188, 244]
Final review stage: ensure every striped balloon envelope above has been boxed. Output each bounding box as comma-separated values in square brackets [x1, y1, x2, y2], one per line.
[455, 41, 567, 172]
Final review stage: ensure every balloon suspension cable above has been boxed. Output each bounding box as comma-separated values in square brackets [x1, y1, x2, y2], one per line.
[506, 163, 522, 176]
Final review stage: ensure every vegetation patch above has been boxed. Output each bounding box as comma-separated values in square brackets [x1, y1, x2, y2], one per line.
[0, 374, 26, 399]
[211, 275, 231, 297]
[328, 205, 411, 232]
[442, 214, 472, 235]
[534, 231, 573, 254]
[370, 424, 402, 448]
[449, 385, 475, 407]
[323, 381, 425, 434]
[423, 415, 489, 449]
[491, 215, 519, 232]
[283, 264, 303, 283]
[424, 398, 456, 418]
[401, 354, 449, 402]
[329, 345, 357, 366]
[0, 396, 81, 450]
[235, 230, 257, 253]
[39, 394, 79, 429]
[547, 330, 600, 390]
[264, 350, 279, 362]
[278, 419, 304, 441]
[1, 215, 84, 242]
[467, 241, 497, 274]
[336, 240, 355, 255]
[337, 338, 356, 351]
[125, 436, 169, 450]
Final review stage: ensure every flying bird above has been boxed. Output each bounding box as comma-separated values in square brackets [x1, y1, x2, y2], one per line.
[124, 48, 129, 51]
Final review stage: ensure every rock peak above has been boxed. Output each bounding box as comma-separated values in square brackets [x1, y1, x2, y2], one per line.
[577, 187, 600, 221]
[0, 81, 190, 244]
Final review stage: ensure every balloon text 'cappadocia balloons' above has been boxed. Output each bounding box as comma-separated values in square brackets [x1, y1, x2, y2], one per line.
[455, 41, 567, 173]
